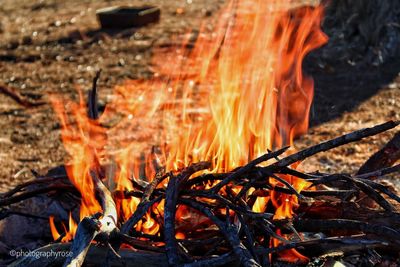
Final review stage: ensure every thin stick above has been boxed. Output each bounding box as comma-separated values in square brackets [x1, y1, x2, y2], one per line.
[88, 70, 102, 120]
[0, 83, 45, 107]
[347, 176, 394, 212]
[118, 233, 165, 253]
[181, 199, 261, 267]
[0, 184, 77, 207]
[358, 177, 400, 203]
[289, 219, 400, 244]
[274, 120, 399, 168]
[211, 146, 289, 193]
[260, 235, 389, 255]
[270, 187, 357, 198]
[2, 176, 70, 198]
[269, 173, 302, 199]
[121, 170, 167, 235]
[356, 163, 400, 180]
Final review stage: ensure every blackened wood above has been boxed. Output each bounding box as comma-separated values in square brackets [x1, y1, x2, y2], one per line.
[211, 146, 289, 193]
[2, 176, 70, 198]
[290, 219, 400, 245]
[181, 199, 261, 267]
[164, 162, 211, 266]
[183, 190, 273, 220]
[271, 186, 357, 198]
[182, 252, 235, 267]
[0, 184, 77, 207]
[121, 170, 167, 234]
[273, 120, 399, 168]
[358, 175, 400, 203]
[236, 213, 259, 262]
[358, 132, 400, 175]
[347, 176, 394, 212]
[88, 70, 101, 120]
[357, 164, 400, 180]
[118, 233, 165, 253]
[269, 173, 302, 199]
[261, 235, 390, 255]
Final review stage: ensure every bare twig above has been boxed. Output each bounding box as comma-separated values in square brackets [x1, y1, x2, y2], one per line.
[260, 235, 390, 255]
[1, 176, 69, 198]
[289, 219, 400, 245]
[356, 163, 400, 180]
[0, 184, 77, 207]
[211, 146, 289, 193]
[121, 170, 167, 235]
[181, 199, 261, 267]
[88, 70, 102, 120]
[347, 176, 394, 212]
[0, 83, 45, 107]
[273, 120, 399, 168]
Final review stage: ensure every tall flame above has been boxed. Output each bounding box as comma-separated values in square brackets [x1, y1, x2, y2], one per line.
[50, 0, 327, 262]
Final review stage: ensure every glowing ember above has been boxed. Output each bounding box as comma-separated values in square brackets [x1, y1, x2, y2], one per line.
[49, 0, 327, 262]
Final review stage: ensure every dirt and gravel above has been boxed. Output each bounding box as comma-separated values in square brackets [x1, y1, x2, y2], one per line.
[0, 0, 399, 192]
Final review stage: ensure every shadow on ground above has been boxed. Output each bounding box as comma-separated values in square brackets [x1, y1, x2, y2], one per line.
[305, 54, 400, 127]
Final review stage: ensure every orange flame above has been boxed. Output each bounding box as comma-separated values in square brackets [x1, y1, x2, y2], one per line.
[50, 0, 327, 262]
[271, 229, 308, 264]
[51, 95, 103, 220]
[49, 213, 78, 243]
[49, 216, 60, 241]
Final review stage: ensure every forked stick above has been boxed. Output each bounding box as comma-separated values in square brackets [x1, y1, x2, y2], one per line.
[63, 172, 117, 267]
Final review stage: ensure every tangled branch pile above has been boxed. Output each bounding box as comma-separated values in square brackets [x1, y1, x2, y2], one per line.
[2, 120, 400, 266]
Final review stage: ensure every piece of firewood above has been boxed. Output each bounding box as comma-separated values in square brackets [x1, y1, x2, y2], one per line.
[358, 131, 400, 176]
[164, 162, 211, 265]
[63, 171, 117, 267]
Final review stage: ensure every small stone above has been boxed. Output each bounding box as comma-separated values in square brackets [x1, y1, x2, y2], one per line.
[21, 35, 32, 45]
[6, 40, 19, 50]
[118, 58, 125, 66]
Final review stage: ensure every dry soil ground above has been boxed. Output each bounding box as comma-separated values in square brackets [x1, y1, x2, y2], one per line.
[0, 0, 399, 192]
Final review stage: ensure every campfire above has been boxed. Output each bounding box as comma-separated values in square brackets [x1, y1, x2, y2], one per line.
[2, 0, 400, 266]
